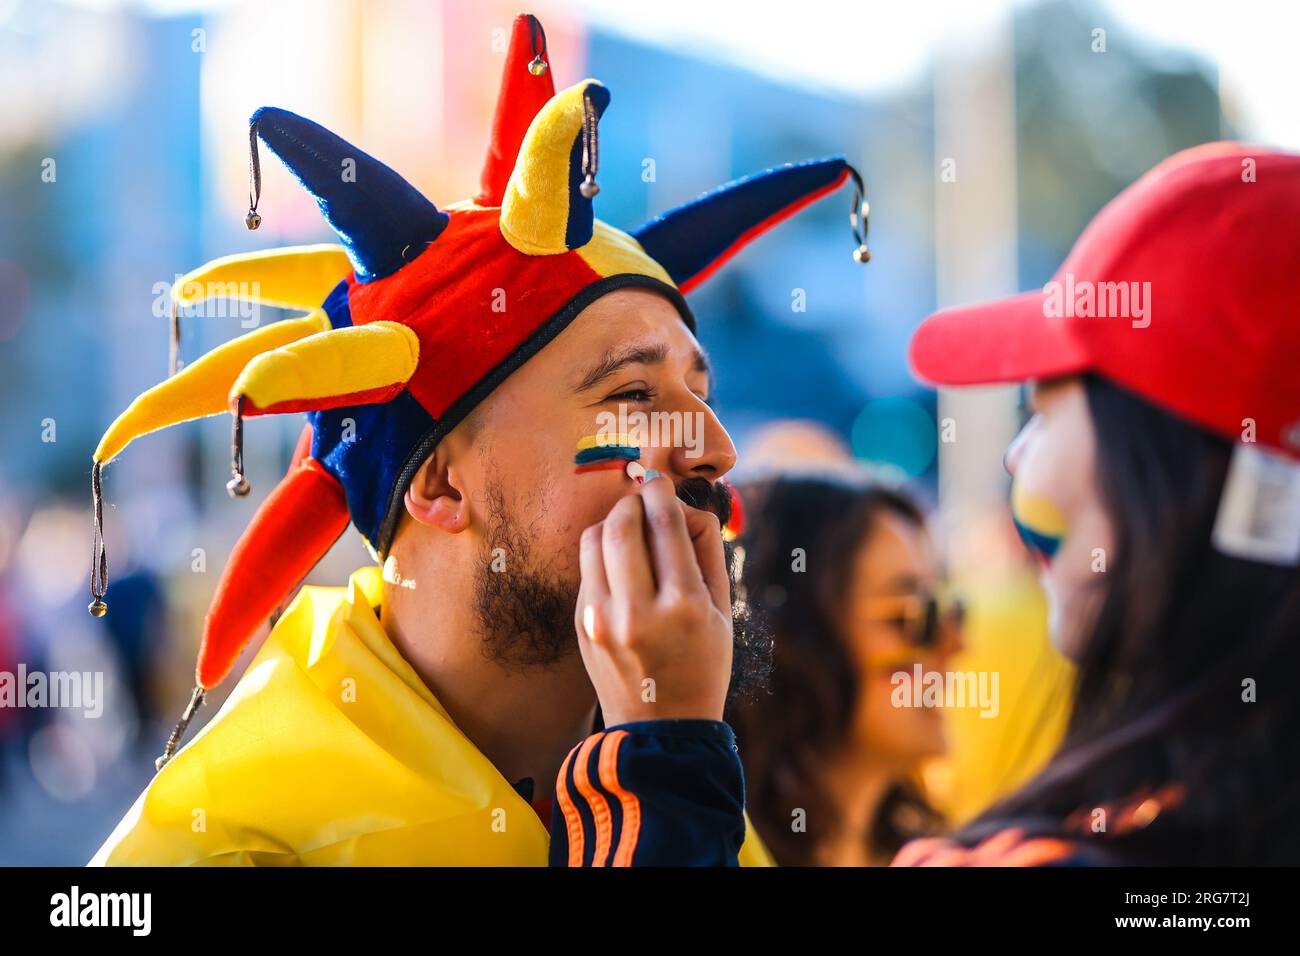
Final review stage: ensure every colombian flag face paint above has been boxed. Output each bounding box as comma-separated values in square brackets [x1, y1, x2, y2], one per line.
[574, 433, 641, 475]
[1011, 476, 1068, 564]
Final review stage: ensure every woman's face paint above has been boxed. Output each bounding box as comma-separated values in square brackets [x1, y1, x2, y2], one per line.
[574, 433, 641, 475]
[1005, 379, 1114, 661]
[1010, 473, 1069, 565]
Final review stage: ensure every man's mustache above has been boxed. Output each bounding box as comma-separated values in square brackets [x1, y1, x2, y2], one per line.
[675, 477, 732, 529]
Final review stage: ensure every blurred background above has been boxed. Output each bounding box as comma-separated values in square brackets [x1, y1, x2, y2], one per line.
[0, 0, 1296, 863]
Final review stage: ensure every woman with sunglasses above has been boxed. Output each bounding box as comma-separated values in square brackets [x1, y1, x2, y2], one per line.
[891, 143, 1300, 866]
[728, 472, 963, 866]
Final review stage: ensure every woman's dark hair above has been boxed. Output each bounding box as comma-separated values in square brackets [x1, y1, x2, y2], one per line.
[958, 374, 1300, 864]
[727, 471, 944, 866]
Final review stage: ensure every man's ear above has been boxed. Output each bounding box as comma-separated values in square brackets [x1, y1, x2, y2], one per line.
[404, 445, 470, 534]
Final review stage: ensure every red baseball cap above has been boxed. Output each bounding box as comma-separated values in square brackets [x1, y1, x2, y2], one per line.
[909, 142, 1300, 459]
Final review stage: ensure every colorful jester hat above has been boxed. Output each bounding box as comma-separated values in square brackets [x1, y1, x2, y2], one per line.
[88, 13, 870, 766]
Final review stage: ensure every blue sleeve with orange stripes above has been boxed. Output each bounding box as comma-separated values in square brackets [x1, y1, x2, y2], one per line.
[550, 719, 745, 867]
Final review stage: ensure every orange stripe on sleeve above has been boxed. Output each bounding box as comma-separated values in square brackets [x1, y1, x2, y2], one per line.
[600, 730, 642, 867]
[556, 742, 586, 866]
[573, 733, 614, 866]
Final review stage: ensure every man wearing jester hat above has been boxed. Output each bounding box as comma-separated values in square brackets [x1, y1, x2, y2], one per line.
[89, 13, 868, 866]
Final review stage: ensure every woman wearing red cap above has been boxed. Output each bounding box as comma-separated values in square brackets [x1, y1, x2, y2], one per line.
[893, 142, 1300, 865]
[606, 142, 1300, 866]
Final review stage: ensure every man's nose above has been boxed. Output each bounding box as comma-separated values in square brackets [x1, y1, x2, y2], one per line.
[637, 399, 736, 482]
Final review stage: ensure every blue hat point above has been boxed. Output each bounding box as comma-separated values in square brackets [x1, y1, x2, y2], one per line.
[632, 157, 850, 291]
[250, 106, 449, 282]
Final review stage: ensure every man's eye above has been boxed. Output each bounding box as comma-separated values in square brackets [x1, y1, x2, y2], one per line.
[607, 388, 655, 403]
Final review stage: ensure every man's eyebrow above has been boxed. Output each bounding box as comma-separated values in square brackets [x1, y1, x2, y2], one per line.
[571, 342, 714, 394]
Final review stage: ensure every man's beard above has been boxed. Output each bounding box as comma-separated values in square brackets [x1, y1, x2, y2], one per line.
[472, 477, 772, 704]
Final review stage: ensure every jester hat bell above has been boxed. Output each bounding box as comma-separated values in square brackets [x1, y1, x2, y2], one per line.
[88, 13, 870, 763]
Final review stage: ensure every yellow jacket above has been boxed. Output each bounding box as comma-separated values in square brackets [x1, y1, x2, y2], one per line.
[91, 566, 772, 866]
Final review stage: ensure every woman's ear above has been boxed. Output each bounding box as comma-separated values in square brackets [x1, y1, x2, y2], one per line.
[404, 447, 470, 534]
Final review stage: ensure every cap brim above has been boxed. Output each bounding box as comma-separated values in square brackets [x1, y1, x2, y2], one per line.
[908, 290, 1093, 387]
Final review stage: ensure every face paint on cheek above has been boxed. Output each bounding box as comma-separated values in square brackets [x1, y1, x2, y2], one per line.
[1011, 475, 1069, 565]
[574, 433, 640, 476]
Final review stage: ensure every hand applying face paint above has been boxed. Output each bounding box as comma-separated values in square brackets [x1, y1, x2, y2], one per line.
[572, 474, 733, 726]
